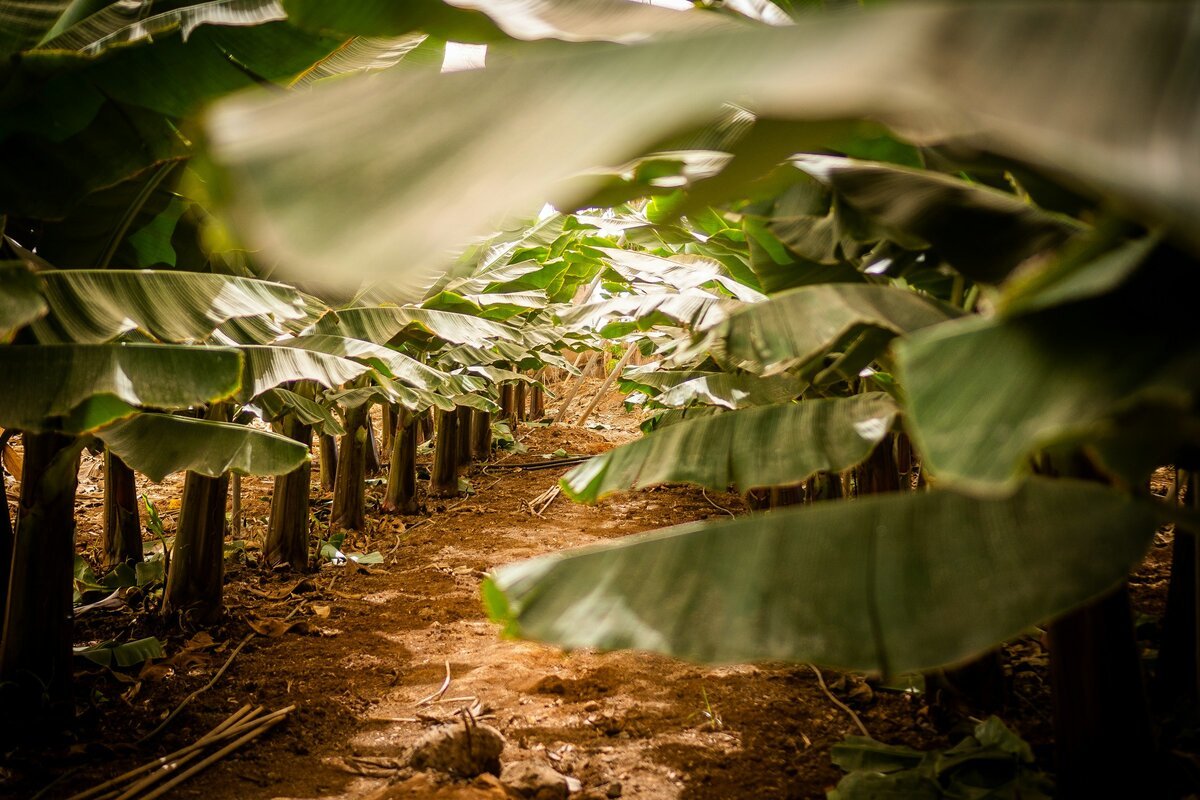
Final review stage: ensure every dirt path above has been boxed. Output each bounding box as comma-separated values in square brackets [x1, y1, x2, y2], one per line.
[6, 391, 955, 800]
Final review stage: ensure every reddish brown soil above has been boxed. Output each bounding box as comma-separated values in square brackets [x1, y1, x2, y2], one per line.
[0, 384, 1187, 799]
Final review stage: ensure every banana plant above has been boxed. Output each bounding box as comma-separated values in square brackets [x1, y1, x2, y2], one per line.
[197, 5, 1200, 793]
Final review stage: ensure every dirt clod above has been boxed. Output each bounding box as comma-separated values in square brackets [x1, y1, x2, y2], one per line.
[409, 722, 505, 778]
[500, 760, 570, 800]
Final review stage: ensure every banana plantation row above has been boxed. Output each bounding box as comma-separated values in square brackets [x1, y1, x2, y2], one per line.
[2, 1, 1198, 798]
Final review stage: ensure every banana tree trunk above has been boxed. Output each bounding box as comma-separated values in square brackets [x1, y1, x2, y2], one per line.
[500, 384, 516, 426]
[471, 410, 491, 462]
[381, 403, 397, 453]
[853, 435, 902, 496]
[318, 432, 337, 492]
[528, 383, 545, 421]
[430, 407, 459, 498]
[1049, 585, 1157, 798]
[382, 409, 418, 515]
[513, 382, 527, 423]
[264, 416, 314, 570]
[331, 403, 368, 531]
[1158, 469, 1198, 711]
[102, 450, 142, 569]
[0, 432, 14, 631]
[162, 468, 229, 624]
[0, 432, 80, 723]
[456, 406, 472, 468]
[417, 409, 433, 445]
[364, 410, 382, 476]
[768, 483, 804, 508]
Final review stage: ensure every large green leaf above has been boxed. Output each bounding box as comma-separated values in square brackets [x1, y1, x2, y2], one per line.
[720, 283, 960, 376]
[282, 333, 449, 390]
[0, 343, 242, 432]
[562, 393, 897, 502]
[486, 478, 1158, 673]
[0, 261, 47, 339]
[97, 413, 308, 481]
[896, 256, 1200, 492]
[283, 0, 728, 44]
[206, 3, 1200, 287]
[596, 246, 763, 301]
[31, 269, 322, 343]
[0, 0, 72, 56]
[791, 155, 1081, 283]
[555, 289, 728, 335]
[290, 34, 441, 88]
[313, 305, 521, 347]
[253, 386, 344, 435]
[2, 11, 343, 219]
[238, 345, 370, 401]
[39, 0, 287, 54]
[653, 372, 808, 410]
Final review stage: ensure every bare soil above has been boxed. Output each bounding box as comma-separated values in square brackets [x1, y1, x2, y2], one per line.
[0, 382, 1188, 799]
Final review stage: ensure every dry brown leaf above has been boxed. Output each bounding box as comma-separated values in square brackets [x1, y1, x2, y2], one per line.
[247, 617, 313, 637]
[2, 442, 21, 477]
[246, 578, 316, 600]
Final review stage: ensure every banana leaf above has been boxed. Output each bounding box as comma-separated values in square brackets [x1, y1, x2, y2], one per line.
[32, 269, 322, 344]
[562, 393, 897, 502]
[0, 343, 241, 432]
[206, 3, 1200, 286]
[237, 345, 370, 402]
[97, 413, 308, 481]
[0, 260, 47, 339]
[486, 478, 1159, 673]
[720, 283, 960, 376]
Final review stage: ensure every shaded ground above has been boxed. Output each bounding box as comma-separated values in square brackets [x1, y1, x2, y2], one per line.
[0, 381, 1188, 799]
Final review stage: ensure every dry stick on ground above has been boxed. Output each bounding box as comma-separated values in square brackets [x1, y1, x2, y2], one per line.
[138, 601, 305, 743]
[553, 351, 602, 424]
[111, 709, 272, 800]
[67, 705, 258, 800]
[136, 709, 294, 800]
[574, 343, 637, 429]
[808, 663, 870, 738]
[700, 488, 736, 519]
[416, 661, 453, 706]
[110, 707, 295, 800]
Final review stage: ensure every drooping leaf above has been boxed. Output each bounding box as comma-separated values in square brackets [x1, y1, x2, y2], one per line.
[39, 0, 287, 54]
[562, 393, 897, 502]
[556, 289, 729, 334]
[237, 345, 370, 401]
[0, 0, 72, 56]
[313, 305, 521, 347]
[206, 3, 1200, 287]
[896, 254, 1200, 492]
[486, 478, 1158, 673]
[720, 283, 960, 376]
[32, 269, 323, 344]
[0, 343, 242, 432]
[284, 0, 729, 44]
[653, 372, 808, 410]
[73, 636, 165, 668]
[617, 369, 721, 396]
[791, 155, 1081, 283]
[252, 386, 345, 435]
[97, 413, 308, 481]
[0, 261, 47, 339]
[290, 34, 441, 88]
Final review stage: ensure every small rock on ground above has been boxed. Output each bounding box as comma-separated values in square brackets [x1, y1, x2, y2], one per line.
[408, 722, 504, 778]
[500, 760, 570, 800]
